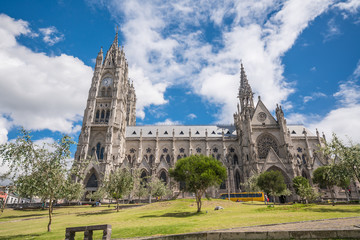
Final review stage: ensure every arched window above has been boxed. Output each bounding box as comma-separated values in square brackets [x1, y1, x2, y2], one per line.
[100, 147, 105, 160]
[166, 154, 171, 165]
[96, 143, 101, 159]
[107, 87, 112, 97]
[105, 110, 110, 123]
[235, 171, 241, 191]
[177, 155, 181, 160]
[95, 110, 100, 122]
[302, 154, 307, 164]
[233, 154, 239, 165]
[141, 171, 148, 185]
[86, 173, 98, 188]
[101, 110, 105, 122]
[216, 154, 221, 160]
[127, 155, 131, 162]
[160, 171, 167, 184]
[257, 134, 279, 158]
[101, 87, 106, 97]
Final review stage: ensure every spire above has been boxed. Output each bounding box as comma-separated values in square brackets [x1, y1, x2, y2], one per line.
[112, 27, 118, 48]
[238, 63, 254, 113]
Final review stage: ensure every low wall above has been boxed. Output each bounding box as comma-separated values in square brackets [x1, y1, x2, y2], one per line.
[133, 229, 360, 240]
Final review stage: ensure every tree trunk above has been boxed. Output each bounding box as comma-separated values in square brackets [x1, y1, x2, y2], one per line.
[196, 191, 202, 212]
[149, 194, 152, 204]
[47, 200, 53, 232]
[328, 186, 335, 206]
[116, 199, 119, 212]
[345, 189, 350, 203]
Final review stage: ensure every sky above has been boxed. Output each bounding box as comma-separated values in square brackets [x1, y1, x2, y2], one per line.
[0, 0, 360, 160]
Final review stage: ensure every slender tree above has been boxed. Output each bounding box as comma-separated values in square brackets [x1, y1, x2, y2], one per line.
[292, 176, 319, 203]
[103, 169, 133, 212]
[147, 176, 170, 203]
[132, 169, 147, 202]
[170, 155, 227, 212]
[0, 129, 79, 232]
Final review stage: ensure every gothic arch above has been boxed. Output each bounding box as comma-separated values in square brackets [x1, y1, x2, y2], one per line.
[265, 165, 292, 188]
[256, 133, 279, 159]
[234, 170, 241, 192]
[84, 168, 100, 189]
[158, 169, 168, 185]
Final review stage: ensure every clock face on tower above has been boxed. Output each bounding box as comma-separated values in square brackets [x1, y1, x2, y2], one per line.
[102, 77, 112, 87]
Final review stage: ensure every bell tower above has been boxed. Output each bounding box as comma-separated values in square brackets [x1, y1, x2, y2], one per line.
[74, 32, 136, 185]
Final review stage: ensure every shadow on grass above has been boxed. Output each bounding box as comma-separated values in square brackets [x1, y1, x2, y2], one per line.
[0, 233, 42, 239]
[0, 213, 45, 220]
[76, 209, 115, 217]
[141, 211, 204, 218]
[310, 208, 360, 213]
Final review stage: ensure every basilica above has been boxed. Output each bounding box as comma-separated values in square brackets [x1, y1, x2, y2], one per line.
[74, 34, 329, 201]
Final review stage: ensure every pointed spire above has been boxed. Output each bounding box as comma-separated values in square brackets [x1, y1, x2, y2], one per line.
[112, 27, 118, 48]
[239, 63, 253, 98]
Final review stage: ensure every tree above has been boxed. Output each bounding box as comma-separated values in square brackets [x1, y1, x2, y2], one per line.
[169, 155, 227, 212]
[313, 165, 351, 204]
[132, 169, 148, 202]
[313, 166, 336, 204]
[292, 176, 319, 203]
[241, 173, 260, 192]
[321, 134, 360, 183]
[257, 170, 287, 204]
[0, 129, 79, 232]
[147, 177, 170, 203]
[103, 169, 133, 212]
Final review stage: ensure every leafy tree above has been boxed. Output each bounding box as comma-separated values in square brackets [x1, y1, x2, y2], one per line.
[103, 169, 133, 212]
[292, 176, 319, 203]
[322, 134, 360, 183]
[170, 155, 227, 212]
[312, 166, 337, 204]
[63, 182, 85, 204]
[313, 165, 351, 204]
[257, 170, 287, 204]
[132, 169, 148, 202]
[241, 173, 260, 192]
[0, 129, 79, 232]
[147, 177, 170, 203]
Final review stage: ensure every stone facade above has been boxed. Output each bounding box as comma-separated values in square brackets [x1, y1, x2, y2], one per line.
[74, 34, 329, 200]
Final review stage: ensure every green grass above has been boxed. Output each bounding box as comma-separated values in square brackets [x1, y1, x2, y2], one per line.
[0, 199, 359, 239]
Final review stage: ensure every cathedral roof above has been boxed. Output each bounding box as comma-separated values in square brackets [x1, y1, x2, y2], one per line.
[126, 125, 236, 138]
[287, 125, 315, 137]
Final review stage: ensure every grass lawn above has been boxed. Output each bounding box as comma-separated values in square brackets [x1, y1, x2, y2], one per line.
[0, 199, 359, 239]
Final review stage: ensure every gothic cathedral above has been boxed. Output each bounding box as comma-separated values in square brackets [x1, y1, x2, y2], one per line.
[74, 34, 328, 201]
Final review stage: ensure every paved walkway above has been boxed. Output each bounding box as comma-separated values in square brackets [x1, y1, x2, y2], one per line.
[122, 217, 360, 239]
[213, 217, 360, 232]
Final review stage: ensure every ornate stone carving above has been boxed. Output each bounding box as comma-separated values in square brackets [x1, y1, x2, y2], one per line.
[257, 111, 267, 122]
[257, 134, 279, 158]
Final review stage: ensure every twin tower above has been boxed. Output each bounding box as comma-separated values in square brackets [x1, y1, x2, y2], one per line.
[75, 34, 326, 200]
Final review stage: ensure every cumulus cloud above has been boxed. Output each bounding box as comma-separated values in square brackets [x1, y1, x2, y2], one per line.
[306, 61, 360, 142]
[335, 0, 360, 14]
[155, 118, 182, 125]
[90, 0, 337, 124]
[39, 26, 64, 45]
[0, 14, 93, 141]
[187, 113, 197, 119]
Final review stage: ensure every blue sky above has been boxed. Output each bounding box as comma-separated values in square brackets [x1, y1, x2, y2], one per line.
[0, 0, 360, 157]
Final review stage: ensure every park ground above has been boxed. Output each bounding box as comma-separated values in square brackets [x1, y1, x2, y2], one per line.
[0, 199, 359, 239]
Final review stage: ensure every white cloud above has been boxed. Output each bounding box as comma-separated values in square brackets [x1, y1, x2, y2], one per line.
[0, 116, 10, 144]
[96, 0, 336, 124]
[335, 0, 360, 14]
[155, 118, 182, 125]
[323, 18, 341, 42]
[333, 80, 360, 106]
[0, 14, 93, 141]
[300, 61, 360, 142]
[39, 26, 64, 46]
[187, 113, 197, 119]
[303, 92, 326, 103]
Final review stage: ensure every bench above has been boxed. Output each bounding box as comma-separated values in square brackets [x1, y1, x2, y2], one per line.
[65, 224, 111, 240]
